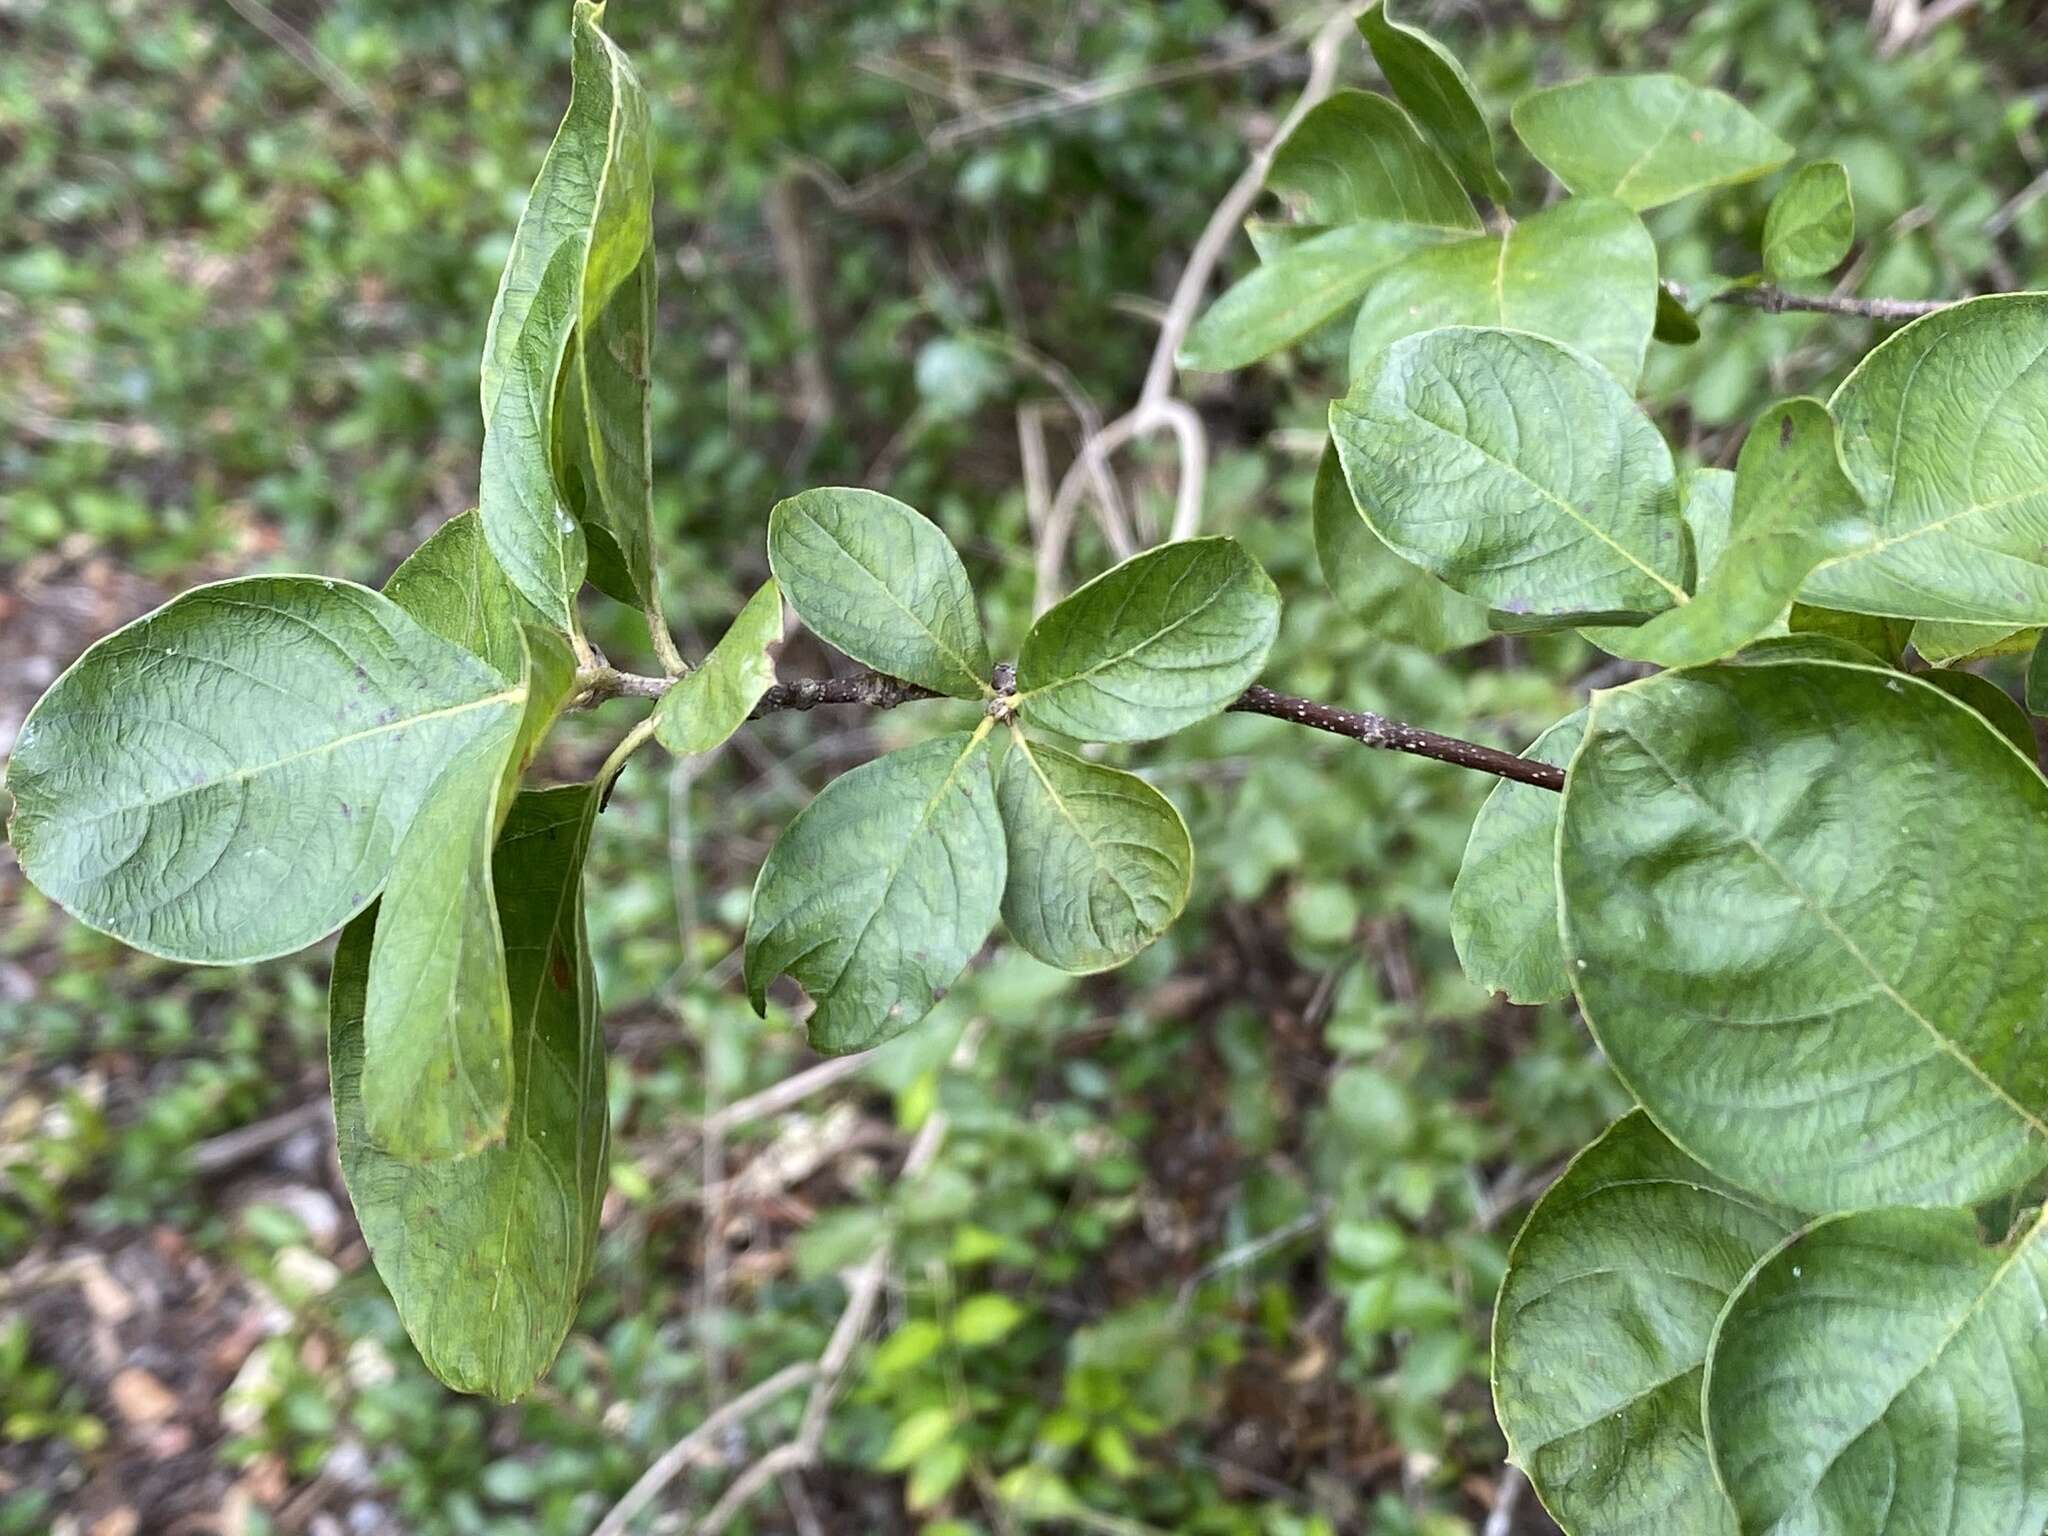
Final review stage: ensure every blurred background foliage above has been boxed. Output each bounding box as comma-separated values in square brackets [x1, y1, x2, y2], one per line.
[1, 0, 2043, 1532]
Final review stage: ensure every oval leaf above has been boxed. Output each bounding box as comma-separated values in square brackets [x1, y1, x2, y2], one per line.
[479, 0, 649, 629]
[1015, 539, 1281, 744]
[1705, 1207, 2048, 1536]
[1510, 73, 1791, 211]
[767, 488, 991, 700]
[1348, 198, 1660, 388]
[1494, 1111, 1793, 1536]
[1180, 220, 1450, 373]
[1801, 294, 2048, 625]
[745, 731, 1006, 1054]
[6, 577, 525, 965]
[1560, 656, 2048, 1211]
[1357, 1, 1510, 204]
[1265, 89, 1480, 231]
[1332, 327, 1687, 623]
[996, 735, 1192, 973]
[1450, 709, 1585, 1005]
[331, 784, 608, 1402]
[1762, 160, 1854, 282]
[1312, 440, 1490, 653]
[653, 579, 783, 757]
[554, 245, 658, 609]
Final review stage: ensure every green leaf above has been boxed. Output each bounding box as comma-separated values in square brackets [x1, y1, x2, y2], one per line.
[1510, 74, 1791, 211]
[1921, 670, 2037, 757]
[653, 580, 783, 757]
[1347, 198, 1660, 388]
[1911, 619, 2038, 667]
[1762, 160, 1854, 281]
[478, 0, 649, 629]
[1585, 398, 1873, 668]
[2031, 634, 2048, 715]
[1311, 441, 1490, 653]
[996, 735, 1192, 973]
[1786, 603, 1912, 664]
[383, 509, 544, 682]
[1450, 709, 1584, 1005]
[1704, 1207, 2048, 1535]
[950, 1292, 1027, 1346]
[379, 512, 577, 815]
[766, 488, 992, 700]
[331, 785, 608, 1402]
[360, 672, 526, 1160]
[879, 1407, 956, 1472]
[1332, 327, 1686, 624]
[1265, 90, 1481, 231]
[1179, 221, 1449, 373]
[1494, 1111, 1793, 1536]
[1559, 655, 2048, 1211]
[1357, 2, 1511, 204]
[745, 731, 1006, 1054]
[1677, 466, 1737, 576]
[1800, 295, 2048, 625]
[554, 245, 657, 609]
[1015, 539, 1281, 744]
[6, 577, 525, 965]
[1652, 282, 1701, 344]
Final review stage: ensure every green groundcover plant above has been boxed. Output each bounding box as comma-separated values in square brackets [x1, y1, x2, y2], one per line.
[11, 3, 2048, 1529]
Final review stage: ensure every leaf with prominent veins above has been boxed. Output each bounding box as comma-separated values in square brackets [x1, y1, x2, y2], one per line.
[745, 729, 1006, 1054]
[768, 488, 992, 700]
[1560, 653, 2048, 1211]
[1799, 294, 2048, 624]
[1333, 327, 1687, 624]
[1015, 538, 1280, 744]
[332, 784, 608, 1402]
[5, 576, 526, 965]
[1494, 1111, 1793, 1536]
[997, 733, 1192, 973]
[1705, 1206, 2048, 1536]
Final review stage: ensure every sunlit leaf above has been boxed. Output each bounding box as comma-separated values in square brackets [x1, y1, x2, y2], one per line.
[1587, 398, 1873, 668]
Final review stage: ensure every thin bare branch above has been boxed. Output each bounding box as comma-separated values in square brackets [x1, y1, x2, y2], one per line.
[1669, 279, 1957, 321]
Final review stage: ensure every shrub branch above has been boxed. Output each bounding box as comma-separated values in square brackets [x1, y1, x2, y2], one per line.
[574, 665, 1565, 792]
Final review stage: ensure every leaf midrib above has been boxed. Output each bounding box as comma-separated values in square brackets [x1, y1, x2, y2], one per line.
[62, 686, 526, 827]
